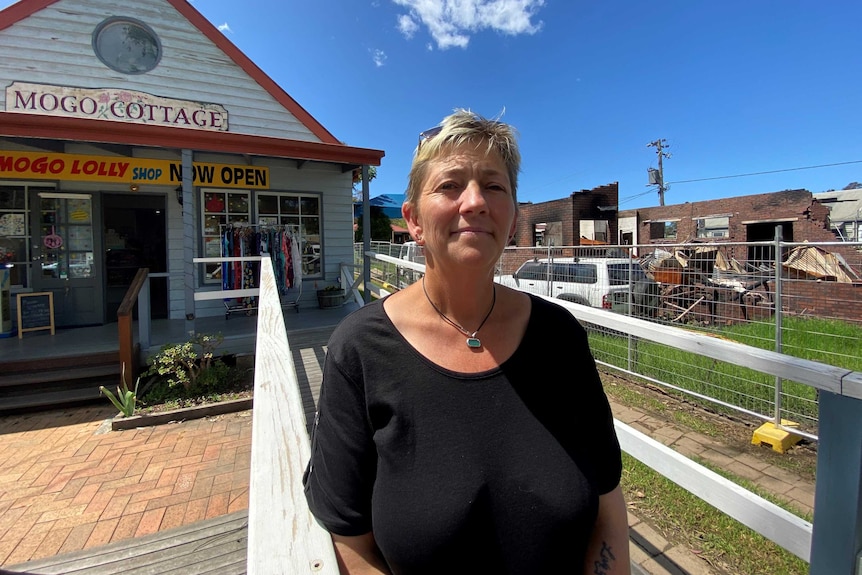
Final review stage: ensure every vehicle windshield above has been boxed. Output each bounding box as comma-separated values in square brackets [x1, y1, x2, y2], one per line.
[607, 263, 649, 286]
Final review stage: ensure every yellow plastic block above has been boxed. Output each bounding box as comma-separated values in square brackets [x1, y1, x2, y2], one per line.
[751, 420, 802, 454]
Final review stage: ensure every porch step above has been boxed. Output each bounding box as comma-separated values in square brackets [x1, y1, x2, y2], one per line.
[0, 351, 122, 413]
[0, 364, 121, 387]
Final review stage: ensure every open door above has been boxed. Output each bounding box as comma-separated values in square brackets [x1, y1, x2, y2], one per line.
[29, 192, 103, 326]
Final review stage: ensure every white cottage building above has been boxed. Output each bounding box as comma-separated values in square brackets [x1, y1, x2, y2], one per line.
[0, 0, 384, 329]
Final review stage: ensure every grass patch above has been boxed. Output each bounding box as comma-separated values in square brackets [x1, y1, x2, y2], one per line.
[622, 453, 809, 575]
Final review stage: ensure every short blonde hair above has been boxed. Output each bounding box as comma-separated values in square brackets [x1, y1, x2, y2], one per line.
[405, 109, 521, 210]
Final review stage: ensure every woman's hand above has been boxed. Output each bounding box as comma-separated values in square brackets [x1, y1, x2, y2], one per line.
[332, 532, 392, 575]
[583, 485, 631, 575]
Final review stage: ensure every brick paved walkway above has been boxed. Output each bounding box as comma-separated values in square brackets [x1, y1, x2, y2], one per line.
[0, 405, 252, 566]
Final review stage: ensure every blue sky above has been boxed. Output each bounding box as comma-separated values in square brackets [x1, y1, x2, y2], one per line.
[4, 0, 861, 209]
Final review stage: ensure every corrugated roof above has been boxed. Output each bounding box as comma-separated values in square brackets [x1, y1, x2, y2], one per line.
[813, 189, 862, 223]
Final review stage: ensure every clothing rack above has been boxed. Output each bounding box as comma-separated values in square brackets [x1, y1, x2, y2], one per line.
[219, 223, 303, 318]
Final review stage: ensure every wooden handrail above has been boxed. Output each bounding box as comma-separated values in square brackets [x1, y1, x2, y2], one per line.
[247, 257, 338, 574]
[117, 267, 149, 383]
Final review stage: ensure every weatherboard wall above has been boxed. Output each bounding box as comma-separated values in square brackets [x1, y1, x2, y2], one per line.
[0, 0, 318, 142]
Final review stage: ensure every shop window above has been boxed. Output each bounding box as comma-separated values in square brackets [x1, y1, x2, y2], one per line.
[0, 185, 35, 288]
[257, 192, 321, 278]
[696, 216, 729, 239]
[649, 221, 677, 240]
[201, 190, 250, 284]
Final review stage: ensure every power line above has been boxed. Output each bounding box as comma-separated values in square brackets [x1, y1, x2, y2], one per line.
[666, 160, 862, 185]
[619, 189, 656, 206]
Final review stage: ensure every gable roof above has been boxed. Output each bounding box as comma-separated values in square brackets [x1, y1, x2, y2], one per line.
[0, 0, 384, 166]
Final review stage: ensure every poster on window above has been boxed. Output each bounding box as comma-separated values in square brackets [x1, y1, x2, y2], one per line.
[0, 213, 25, 236]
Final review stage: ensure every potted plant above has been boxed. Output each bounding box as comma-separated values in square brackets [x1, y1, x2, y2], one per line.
[316, 284, 344, 308]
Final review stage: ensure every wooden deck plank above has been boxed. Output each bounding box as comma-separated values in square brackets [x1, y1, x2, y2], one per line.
[120, 535, 247, 575]
[1, 511, 248, 575]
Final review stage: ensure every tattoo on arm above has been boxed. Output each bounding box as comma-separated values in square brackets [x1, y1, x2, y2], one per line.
[592, 541, 616, 575]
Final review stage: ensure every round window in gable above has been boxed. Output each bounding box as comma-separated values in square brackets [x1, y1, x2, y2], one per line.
[92, 17, 162, 75]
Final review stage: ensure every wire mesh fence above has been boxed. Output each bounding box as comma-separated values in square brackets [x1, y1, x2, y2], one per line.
[358, 239, 862, 438]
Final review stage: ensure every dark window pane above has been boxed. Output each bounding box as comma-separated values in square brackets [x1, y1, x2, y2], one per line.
[300, 196, 319, 215]
[280, 196, 299, 214]
[257, 194, 278, 214]
[303, 217, 320, 236]
[0, 187, 25, 210]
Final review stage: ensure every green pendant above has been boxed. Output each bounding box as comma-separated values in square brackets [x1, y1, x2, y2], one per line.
[466, 337, 482, 348]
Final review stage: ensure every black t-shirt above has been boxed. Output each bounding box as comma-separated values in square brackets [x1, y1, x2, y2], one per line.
[303, 294, 622, 575]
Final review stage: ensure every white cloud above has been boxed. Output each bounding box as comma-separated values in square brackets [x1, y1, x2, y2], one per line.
[392, 0, 544, 50]
[397, 14, 419, 39]
[370, 48, 388, 67]
[217, 22, 233, 34]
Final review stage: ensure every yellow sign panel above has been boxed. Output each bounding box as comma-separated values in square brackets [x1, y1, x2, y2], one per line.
[0, 151, 269, 189]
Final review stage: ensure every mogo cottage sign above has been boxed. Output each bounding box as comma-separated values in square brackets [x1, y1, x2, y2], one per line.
[6, 82, 229, 131]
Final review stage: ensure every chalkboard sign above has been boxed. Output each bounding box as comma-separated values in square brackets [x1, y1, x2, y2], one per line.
[17, 292, 55, 338]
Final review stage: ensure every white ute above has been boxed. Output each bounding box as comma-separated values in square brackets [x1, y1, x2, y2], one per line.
[495, 256, 661, 316]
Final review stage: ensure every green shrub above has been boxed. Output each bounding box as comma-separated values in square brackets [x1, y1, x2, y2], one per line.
[143, 332, 225, 391]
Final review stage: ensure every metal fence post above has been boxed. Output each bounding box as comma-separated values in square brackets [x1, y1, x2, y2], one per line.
[774, 225, 783, 426]
[809, 390, 862, 574]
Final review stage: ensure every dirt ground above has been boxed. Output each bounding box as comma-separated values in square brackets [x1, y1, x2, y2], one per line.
[600, 368, 818, 483]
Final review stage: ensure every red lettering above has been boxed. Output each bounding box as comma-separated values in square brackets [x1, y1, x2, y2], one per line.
[126, 103, 143, 120]
[71, 160, 81, 174]
[142, 104, 157, 121]
[79, 97, 97, 115]
[39, 93, 58, 111]
[31, 157, 49, 174]
[13, 91, 36, 110]
[60, 96, 76, 113]
[109, 102, 125, 118]
[210, 112, 224, 129]
[83, 160, 97, 175]
[173, 109, 190, 125]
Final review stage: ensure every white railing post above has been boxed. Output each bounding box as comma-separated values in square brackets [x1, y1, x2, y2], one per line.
[809, 386, 862, 575]
[246, 257, 338, 574]
[137, 274, 150, 350]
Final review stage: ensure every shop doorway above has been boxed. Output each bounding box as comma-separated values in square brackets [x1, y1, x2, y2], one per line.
[29, 191, 104, 327]
[103, 194, 168, 321]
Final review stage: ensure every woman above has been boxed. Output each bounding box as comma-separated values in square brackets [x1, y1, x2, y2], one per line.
[304, 109, 630, 574]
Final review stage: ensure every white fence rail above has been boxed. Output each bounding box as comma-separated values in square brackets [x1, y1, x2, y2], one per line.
[249, 247, 862, 574]
[246, 258, 338, 574]
[360, 240, 862, 440]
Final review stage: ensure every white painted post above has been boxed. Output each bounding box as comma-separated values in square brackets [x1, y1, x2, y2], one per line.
[809, 390, 862, 574]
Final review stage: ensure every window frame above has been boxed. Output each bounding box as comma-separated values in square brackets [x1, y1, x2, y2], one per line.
[200, 189, 251, 285]
[649, 220, 678, 240]
[0, 182, 54, 289]
[695, 216, 730, 239]
[255, 190, 322, 279]
[92, 17, 162, 75]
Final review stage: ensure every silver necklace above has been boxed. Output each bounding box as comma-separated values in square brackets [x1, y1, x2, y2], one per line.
[422, 277, 496, 349]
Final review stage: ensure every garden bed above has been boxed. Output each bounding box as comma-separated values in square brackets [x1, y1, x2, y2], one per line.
[111, 397, 253, 430]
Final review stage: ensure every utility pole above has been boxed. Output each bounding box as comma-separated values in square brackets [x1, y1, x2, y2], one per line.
[647, 139, 671, 206]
